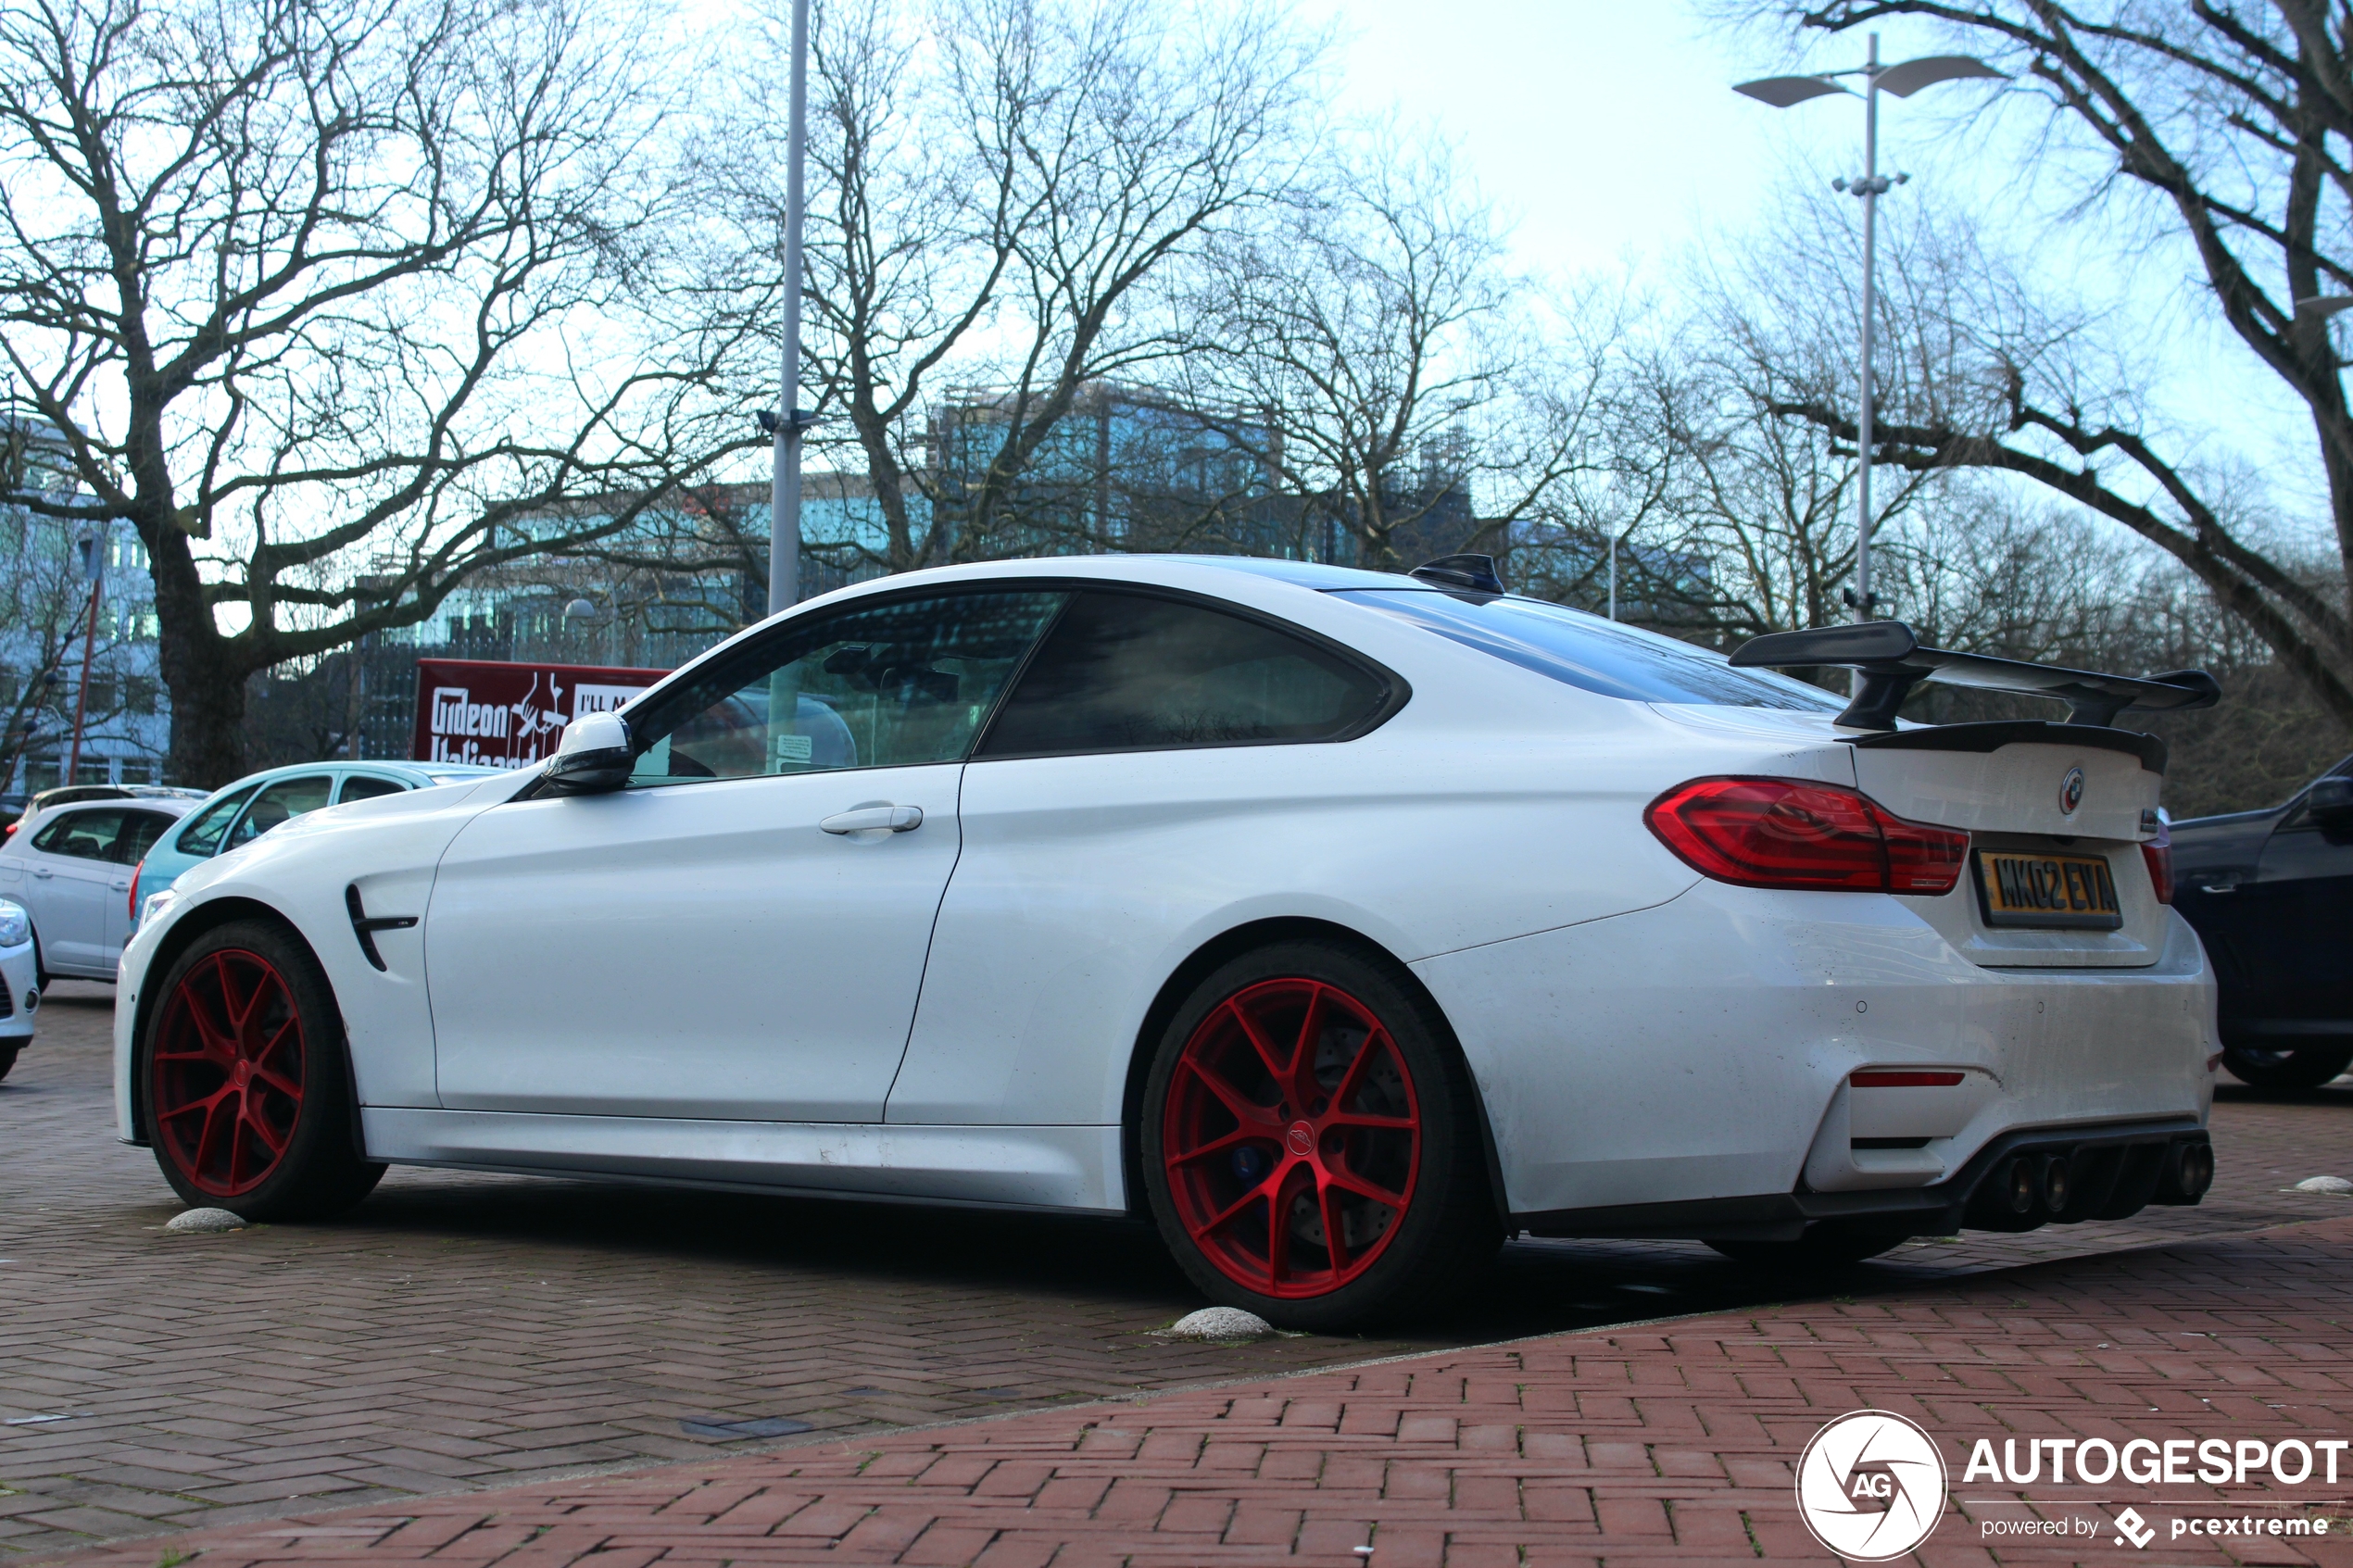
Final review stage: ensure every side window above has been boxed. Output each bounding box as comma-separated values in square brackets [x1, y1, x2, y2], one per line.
[113, 811, 175, 864]
[32, 809, 126, 859]
[624, 590, 1066, 787]
[175, 784, 260, 857]
[975, 591, 1397, 759]
[337, 774, 405, 805]
[225, 774, 333, 849]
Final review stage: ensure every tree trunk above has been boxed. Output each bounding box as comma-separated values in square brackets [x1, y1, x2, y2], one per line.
[145, 525, 256, 788]
[163, 655, 254, 790]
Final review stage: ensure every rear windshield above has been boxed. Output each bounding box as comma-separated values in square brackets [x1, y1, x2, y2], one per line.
[1331, 590, 1843, 711]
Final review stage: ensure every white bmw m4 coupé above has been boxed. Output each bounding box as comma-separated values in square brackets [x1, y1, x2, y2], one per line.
[115, 554, 2221, 1326]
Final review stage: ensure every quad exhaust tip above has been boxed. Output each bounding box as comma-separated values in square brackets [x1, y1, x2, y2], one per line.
[2168, 1141, 2215, 1201]
[2000, 1155, 2037, 1215]
[2039, 1153, 2072, 1214]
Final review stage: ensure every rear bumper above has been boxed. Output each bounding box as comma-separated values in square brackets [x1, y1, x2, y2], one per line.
[1414, 882, 2217, 1220]
[1517, 1116, 2209, 1240]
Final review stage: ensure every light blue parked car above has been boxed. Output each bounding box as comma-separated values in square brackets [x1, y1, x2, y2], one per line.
[130, 760, 498, 933]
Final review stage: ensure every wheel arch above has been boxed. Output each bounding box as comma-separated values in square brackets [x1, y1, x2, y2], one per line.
[128, 897, 352, 1150]
[1116, 915, 1509, 1227]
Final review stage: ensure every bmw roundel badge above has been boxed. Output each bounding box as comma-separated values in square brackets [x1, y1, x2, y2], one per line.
[2059, 766, 2086, 815]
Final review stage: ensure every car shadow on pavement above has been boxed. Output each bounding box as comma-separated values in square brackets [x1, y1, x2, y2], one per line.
[327, 1165, 1992, 1348]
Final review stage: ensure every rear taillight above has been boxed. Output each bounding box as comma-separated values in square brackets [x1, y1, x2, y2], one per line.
[1644, 777, 1969, 895]
[2141, 840, 2173, 904]
[128, 862, 142, 922]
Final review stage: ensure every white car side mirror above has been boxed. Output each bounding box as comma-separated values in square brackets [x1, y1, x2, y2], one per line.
[545, 709, 633, 794]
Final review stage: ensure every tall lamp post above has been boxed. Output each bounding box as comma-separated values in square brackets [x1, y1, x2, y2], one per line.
[761, 0, 814, 620]
[64, 525, 107, 786]
[1736, 38, 2004, 623]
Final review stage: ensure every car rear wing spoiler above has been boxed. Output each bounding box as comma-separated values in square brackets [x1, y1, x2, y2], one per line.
[1727, 621, 2221, 733]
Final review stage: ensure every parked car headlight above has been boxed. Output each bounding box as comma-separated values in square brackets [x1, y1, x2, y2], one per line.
[0, 899, 28, 948]
[139, 889, 181, 930]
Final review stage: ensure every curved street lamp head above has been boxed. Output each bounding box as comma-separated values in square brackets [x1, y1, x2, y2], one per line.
[1734, 74, 1854, 107]
[1873, 54, 2008, 98]
[1734, 55, 2005, 107]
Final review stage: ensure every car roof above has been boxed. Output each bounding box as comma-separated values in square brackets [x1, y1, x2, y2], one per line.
[1143, 555, 1422, 591]
[205, 759, 498, 792]
[17, 795, 199, 834]
[813, 553, 1420, 599]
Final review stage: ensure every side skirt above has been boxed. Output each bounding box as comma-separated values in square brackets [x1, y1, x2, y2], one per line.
[360, 1109, 1125, 1213]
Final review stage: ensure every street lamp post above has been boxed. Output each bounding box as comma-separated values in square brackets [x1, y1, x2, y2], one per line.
[763, 0, 813, 620]
[64, 525, 106, 786]
[1736, 39, 2004, 623]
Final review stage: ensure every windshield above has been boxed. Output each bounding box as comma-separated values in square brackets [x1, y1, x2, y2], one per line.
[1331, 590, 1843, 712]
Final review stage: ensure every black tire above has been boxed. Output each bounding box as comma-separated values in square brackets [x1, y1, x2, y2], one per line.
[1139, 938, 1502, 1332]
[1709, 1224, 1912, 1268]
[0, 1043, 19, 1082]
[2221, 1042, 2353, 1090]
[140, 919, 384, 1220]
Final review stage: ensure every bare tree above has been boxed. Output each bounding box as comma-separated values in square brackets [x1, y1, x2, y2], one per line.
[1717, 0, 2353, 732]
[0, 0, 746, 784]
[704, 0, 1327, 573]
[1176, 129, 1607, 572]
[1655, 196, 1979, 638]
[1510, 195, 1962, 641]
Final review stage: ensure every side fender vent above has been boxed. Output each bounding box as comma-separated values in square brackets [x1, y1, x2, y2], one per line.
[345, 884, 418, 972]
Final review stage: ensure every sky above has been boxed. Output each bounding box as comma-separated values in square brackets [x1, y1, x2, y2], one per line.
[1302, 2, 1795, 282]
[1302, 0, 2324, 545]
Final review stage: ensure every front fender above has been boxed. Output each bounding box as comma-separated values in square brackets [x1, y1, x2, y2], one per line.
[113, 775, 519, 1143]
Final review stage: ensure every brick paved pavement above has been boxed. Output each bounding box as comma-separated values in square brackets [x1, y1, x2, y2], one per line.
[31, 1211, 2353, 1567]
[7, 983, 2353, 1562]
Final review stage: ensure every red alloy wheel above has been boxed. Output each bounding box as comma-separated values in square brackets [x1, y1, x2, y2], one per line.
[1161, 978, 1422, 1298]
[150, 949, 308, 1199]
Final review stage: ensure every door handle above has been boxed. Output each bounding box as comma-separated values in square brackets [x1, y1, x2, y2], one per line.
[109, 879, 130, 891]
[820, 805, 924, 834]
[31, 868, 53, 879]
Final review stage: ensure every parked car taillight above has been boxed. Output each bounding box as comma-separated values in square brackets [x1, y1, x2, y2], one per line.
[1644, 777, 1969, 895]
[127, 861, 143, 923]
[2140, 824, 2174, 906]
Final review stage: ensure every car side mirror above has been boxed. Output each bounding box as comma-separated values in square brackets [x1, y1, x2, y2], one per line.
[543, 710, 634, 795]
[2307, 776, 2353, 841]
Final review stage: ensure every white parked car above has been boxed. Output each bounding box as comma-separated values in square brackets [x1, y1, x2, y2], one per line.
[0, 898, 35, 1080]
[2, 796, 198, 983]
[113, 556, 2222, 1326]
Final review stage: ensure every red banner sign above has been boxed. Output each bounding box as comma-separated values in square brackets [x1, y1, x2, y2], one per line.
[410, 659, 671, 769]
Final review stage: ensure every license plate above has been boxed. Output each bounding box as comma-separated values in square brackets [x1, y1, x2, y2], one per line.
[1974, 851, 2123, 930]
